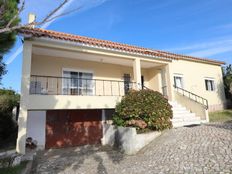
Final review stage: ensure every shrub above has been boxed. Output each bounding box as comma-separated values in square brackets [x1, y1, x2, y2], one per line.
[0, 89, 19, 147]
[113, 89, 173, 131]
[0, 89, 19, 112]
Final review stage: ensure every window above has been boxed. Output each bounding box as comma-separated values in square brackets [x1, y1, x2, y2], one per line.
[62, 70, 94, 95]
[205, 79, 215, 91]
[174, 75, 183, 88]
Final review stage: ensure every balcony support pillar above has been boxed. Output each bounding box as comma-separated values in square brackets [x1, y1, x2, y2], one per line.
[161, 63, 174, 101]
[133, 58, 141, 90]
[16, 42, 32, 154]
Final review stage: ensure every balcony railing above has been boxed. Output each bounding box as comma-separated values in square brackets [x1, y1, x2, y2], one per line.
[30, 75, 137, 96]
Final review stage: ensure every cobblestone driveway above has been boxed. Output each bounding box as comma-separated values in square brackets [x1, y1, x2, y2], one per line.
[32, 122, 232, 174]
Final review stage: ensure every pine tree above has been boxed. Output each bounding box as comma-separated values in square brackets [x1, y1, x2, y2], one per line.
[0, 0, 20, 80]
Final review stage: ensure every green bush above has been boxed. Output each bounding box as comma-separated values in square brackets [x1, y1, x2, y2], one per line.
[0, 89, 19, 112]
[113, 89, 173, 131]
[0, 89, 19, 148]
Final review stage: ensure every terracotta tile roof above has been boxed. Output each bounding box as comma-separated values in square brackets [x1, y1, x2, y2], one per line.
[19, 28, 225, 65]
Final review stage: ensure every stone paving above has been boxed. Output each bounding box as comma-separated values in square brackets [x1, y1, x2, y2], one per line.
[32, 121, 232, 174]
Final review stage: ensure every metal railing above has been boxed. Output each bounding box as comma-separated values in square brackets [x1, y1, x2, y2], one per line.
[174, 85, 208, 109]
[142, 85, 168, 97]
[30, 75, 137, 96]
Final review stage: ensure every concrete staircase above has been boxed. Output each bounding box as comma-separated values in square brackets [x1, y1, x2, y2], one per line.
[169, 101, 201, 128]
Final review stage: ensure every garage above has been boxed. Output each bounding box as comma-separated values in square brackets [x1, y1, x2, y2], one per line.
[45, 109, 103, 149]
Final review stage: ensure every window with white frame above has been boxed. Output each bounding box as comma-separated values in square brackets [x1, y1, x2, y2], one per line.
[205, 78, 215, 91]
[62, 70, 94, 95]
[174, 75, 184, 88]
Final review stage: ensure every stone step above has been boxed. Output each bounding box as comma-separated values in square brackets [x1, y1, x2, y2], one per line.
[173, 109, 190, 113]
[172, 120, 201, 128]
[172, 107, 188, 112]
[173, 113, 196, 118]
[168, 101, 179, 105]
[172, 117, 201, 123]
[171, 116, 201, 123]
[170, 102, 185, 107]
[170, 100, 202, 128]
[173, 111, 196, 117]
[168, 101, 176, 104]
[171, 103, 184, 108]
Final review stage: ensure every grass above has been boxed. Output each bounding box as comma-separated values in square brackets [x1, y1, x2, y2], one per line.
[0, 161, 27, 174]
[209, 109, 232, 122]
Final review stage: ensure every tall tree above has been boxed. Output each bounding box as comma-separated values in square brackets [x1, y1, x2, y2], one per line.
[0, 0, 78, 34]
[0, 88, 20, 144]
[0, 0, 20, 81]
[0, 0, 77, 82]
[223, 64, 232, 100]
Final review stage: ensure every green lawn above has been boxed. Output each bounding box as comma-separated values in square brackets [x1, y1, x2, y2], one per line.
[209, 110, 232, 122]
[0, 161, 27, 174]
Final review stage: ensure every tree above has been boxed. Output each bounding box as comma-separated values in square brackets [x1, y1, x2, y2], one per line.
[0, 88, 20, 112]
[0, 0, 20, 81]
[0, 88, 20, 144]
[223, 64, 232, 100]
[0, 0, 78, 81]
[0, 0, 78, 34]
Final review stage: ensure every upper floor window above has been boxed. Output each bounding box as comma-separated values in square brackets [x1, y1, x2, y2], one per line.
[63, 70, 94, 95]
[205, 78, 215, 91]
[174, 75, 184, 88]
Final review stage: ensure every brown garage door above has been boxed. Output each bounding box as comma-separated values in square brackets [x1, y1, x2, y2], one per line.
[45, 109, 102, 149]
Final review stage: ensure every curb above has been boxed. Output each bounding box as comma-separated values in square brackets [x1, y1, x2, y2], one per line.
[0, 149, 16, 158]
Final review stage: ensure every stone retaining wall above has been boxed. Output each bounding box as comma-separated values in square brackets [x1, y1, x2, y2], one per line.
[102, 124, 161, 155]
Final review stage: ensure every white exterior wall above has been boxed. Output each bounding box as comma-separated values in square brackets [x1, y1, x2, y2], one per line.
[17, 39, 226, 154]
[27, 111, 46, 149]
[171, 60, 226, 111]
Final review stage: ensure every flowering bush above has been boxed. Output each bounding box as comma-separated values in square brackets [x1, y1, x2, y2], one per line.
[112, 89, 173, 131]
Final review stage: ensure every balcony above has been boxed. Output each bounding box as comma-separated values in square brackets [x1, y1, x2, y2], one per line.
[30, 75, 137, 96]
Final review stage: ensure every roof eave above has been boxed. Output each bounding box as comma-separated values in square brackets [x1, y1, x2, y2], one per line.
[30, 37, 173, 63]
[19, 28, 226, 66]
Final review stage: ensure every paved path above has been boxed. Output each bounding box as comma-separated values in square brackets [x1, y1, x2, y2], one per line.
[32, 122, 232, 174]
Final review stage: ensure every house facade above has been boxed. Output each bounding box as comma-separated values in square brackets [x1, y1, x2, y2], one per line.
[16, 28, 226, 154]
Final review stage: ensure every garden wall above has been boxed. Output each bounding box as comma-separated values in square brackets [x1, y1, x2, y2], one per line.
[102, 124, 161, 155]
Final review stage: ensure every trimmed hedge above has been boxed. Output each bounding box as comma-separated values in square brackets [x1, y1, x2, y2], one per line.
[113, 89, 173, 131]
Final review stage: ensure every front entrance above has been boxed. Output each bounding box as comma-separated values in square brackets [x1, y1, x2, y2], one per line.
[45, 109, 102, 149]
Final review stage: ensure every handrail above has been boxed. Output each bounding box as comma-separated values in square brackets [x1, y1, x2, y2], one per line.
[173, 85, 208, 109]
[142, 85, 168, 98]
[31, 75, 132, 83]
[142, 85, 150, 90]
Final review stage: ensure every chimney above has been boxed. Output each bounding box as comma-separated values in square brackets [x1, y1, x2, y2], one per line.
[28, 13, 36, 28]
